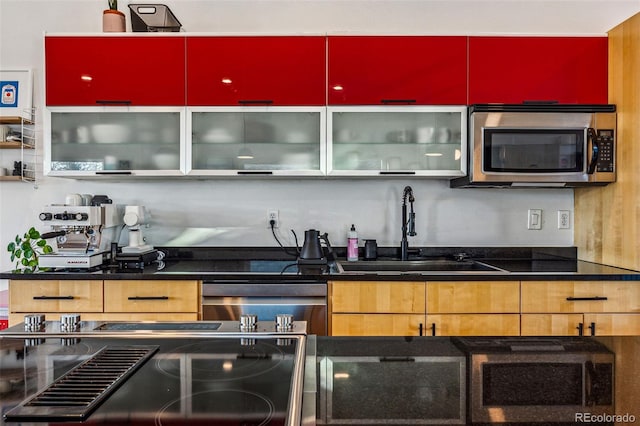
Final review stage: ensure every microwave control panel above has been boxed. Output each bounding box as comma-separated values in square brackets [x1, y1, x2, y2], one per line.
[596, 129, 615, 173]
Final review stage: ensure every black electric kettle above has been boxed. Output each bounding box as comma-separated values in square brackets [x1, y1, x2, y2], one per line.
[298, 229, 325, 263]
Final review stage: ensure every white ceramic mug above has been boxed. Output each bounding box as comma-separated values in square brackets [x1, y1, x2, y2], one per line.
[104, 155, 118, 170]
[65, 193, 82, 206]
[77, 126, 90, 144]
[435, 127, 452, 143]
[81, 194, 93, 206]
[417, 126, 435, 143]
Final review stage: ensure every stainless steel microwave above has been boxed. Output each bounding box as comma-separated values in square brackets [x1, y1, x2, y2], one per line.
[450, 104, 617, 188]
[453, 337, 615, 424]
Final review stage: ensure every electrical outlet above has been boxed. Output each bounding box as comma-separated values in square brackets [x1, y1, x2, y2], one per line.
[558, 210, 570, 229]
[267, 210, 279, 228]
[527, 209, 542, 230]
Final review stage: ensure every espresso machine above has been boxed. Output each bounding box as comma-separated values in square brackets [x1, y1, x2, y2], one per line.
[38, 196, 123, 269]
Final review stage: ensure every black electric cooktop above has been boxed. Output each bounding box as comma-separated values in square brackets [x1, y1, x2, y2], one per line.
[0, 335, 302, 425]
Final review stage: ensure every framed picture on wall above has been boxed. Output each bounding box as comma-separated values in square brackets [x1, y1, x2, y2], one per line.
[0, 69, 33, 119]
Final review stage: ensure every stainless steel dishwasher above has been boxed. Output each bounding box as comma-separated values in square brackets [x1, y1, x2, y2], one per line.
[202, 279, 328, 335]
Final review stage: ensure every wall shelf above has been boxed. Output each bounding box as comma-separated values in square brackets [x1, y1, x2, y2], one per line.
[0, 109, 37, 183]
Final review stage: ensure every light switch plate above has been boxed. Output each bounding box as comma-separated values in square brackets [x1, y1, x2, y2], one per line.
[528, 209, 542, 230]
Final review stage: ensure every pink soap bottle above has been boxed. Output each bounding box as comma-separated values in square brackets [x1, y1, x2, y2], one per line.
[347, 224, 359, 261]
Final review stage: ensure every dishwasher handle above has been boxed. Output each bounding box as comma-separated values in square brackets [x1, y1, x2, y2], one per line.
[202, 281, 327, 297]
[202, 296, 327, 306]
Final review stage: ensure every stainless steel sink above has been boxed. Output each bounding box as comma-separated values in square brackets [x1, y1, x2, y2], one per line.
[338, 258, 505, 273]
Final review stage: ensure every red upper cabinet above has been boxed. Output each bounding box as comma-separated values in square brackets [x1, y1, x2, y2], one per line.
[328, 36, 467, 105]
[45, 36, 186, 106]
[186, 36, 326, 106]
[468, 36, 608, 104]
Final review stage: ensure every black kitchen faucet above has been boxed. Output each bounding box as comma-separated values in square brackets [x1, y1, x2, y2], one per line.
[400, 186, 417, 261]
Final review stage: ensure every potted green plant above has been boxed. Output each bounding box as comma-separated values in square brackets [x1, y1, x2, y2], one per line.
[103, 0, 126, 32]
[6, 227, 53, 273]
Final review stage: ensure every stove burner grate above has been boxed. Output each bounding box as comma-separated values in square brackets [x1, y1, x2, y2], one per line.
[4, 345, 158, 422]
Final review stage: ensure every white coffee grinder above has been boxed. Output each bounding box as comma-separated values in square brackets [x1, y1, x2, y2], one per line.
[122, 205, 154, 254]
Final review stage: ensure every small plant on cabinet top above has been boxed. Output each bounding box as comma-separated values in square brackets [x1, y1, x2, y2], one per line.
[6, 227, 53, 273]
[108, 0, 118, 10]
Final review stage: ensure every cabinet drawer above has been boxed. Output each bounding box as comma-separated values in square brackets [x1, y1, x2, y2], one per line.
[427, 314, 520, 336]
[104, 280, 199, 313]
[427, 281, 520, 313]
[521, 281, 640, 313]
[331, 281, 425, 314]
[520, 314, 585, 336]
[331, 314, 424, 336]
[9, 280, 103, 312]
[583, 314, 640, 336]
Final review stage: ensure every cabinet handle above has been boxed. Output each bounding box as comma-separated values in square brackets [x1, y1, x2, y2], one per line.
[566, 296, 608, 301]
[431, 323, 436, 336]
[127, 296, 169, 300]
[237, 171, 274, 175]
[379, 171, 416, 175]
[588, 322, 596, 336]
[33, 295, 74, 300]
[95, 100, 132, 105]
[379, 356, 415, 362]
[238, 100, 274, 105]
[381, 99, 416, 104]
[95, 171, 133, 175]
[577, 322, 584, 336]
[419, 323, 423, 336]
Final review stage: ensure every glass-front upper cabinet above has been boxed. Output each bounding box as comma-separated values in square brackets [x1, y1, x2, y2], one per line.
[328, 106, 467, 177]
[187, 107, 325, 176]
[44, 107, 186, 177]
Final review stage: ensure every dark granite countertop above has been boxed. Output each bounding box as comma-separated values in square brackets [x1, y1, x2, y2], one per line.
[2, 246, 639, 281]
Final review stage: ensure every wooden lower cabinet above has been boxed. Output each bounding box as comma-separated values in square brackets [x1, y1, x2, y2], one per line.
[331, 281, 425, 313]
[521, 314, 585, 336]
[9, 280, 103, 313]
[427, 314, 520, 336]
[426, 281, 520, 336]
[331, 314, 424, 336]
[522, 313, 640, 336]
[584, 314, 640, 335]
[8, 279, 201, 326]
[427, 281, 520, 313]
[329, 281, 425, 336]
[104, 280, 199, 313]
[521, 281, 640, 336]
[521, 281, 640, 313]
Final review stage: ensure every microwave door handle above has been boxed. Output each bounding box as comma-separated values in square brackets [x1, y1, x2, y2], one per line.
[587, 128, 599, 174]
[585, 360, 594, 406]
